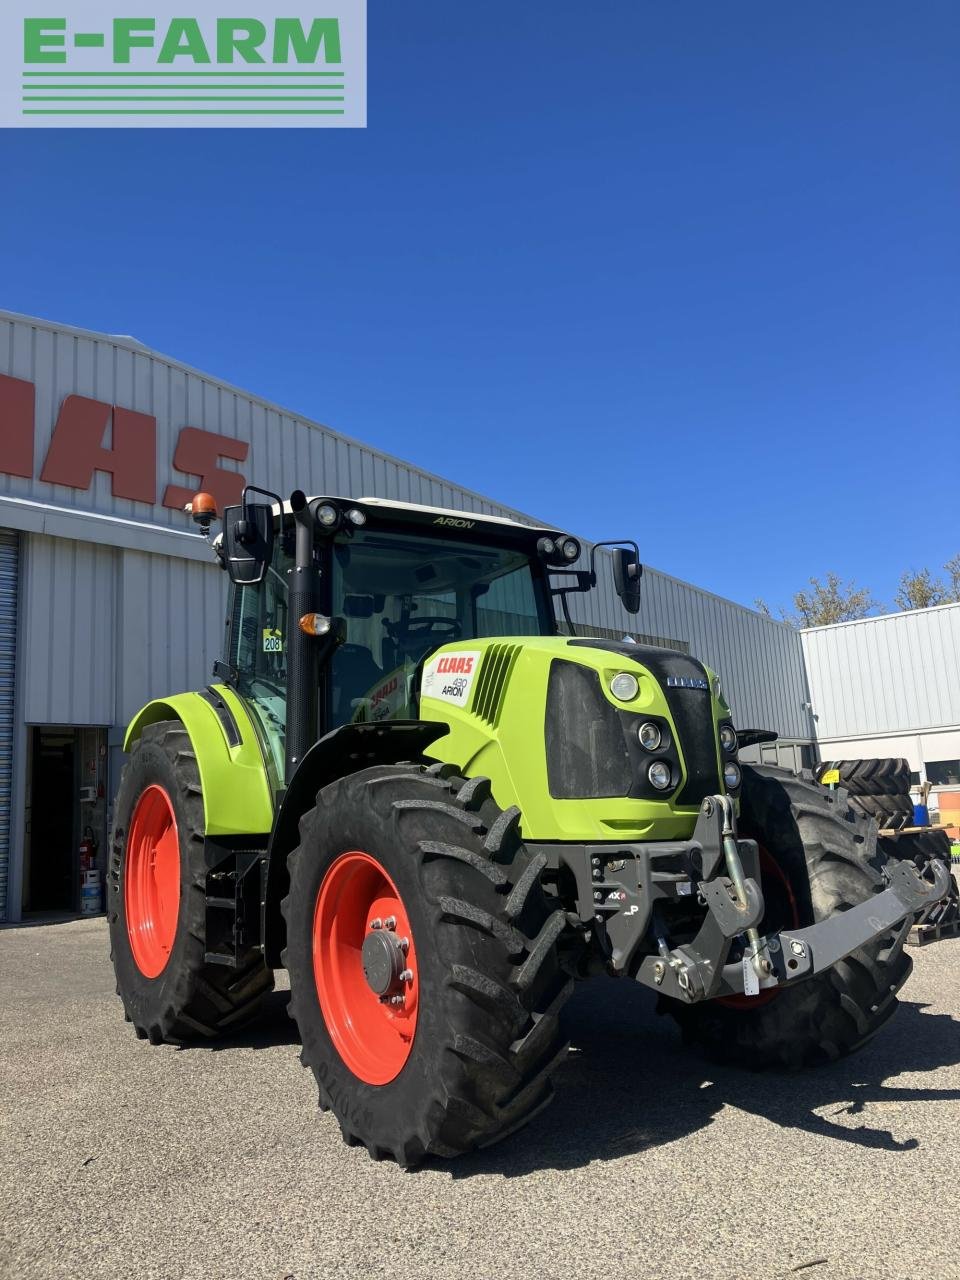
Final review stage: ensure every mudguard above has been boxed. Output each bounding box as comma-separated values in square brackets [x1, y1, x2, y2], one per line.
[123, 685, 275, 838]
[262, 720, 448, 965]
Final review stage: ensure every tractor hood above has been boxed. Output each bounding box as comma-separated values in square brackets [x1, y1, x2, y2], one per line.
[419, 636, 735, 843]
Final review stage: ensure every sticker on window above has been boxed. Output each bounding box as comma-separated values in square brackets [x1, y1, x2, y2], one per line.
[421, 651, 481, 708]
[262, 628, 283, 653]
[352, 667, 410, 724]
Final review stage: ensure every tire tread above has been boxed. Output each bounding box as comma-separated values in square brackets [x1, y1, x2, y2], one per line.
[282, 764, 571, 1166]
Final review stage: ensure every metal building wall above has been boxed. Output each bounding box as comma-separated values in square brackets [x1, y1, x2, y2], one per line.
[116, 550, 225, 725]
[22, 535, 118, 725]
[1, 309, 813, 743]
[20, 534, 224, 728]
[0, 531, 18, 919]
[801, 603, 960, 741]
[571, 560, 813, 741]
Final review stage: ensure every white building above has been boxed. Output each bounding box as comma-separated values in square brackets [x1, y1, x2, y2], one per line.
[802, 603, 960, 800]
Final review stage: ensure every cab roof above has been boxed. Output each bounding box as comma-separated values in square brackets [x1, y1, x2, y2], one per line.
[271, 493, 568, 540]
[357, 496, 548, 532]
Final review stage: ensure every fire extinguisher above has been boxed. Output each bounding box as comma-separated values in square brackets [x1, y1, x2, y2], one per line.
[79, 827, 97, 872]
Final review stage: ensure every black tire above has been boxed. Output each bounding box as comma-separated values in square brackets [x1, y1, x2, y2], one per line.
[848, 792, 914, 831]
[108, 720, 273, 1043]
[880, 830, 959, 927]
[662, 764, 912, 1068]
[816, 758, 911, 796]
[282, 762, 573, 1166]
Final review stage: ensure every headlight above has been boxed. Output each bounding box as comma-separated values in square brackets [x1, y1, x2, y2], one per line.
[723, 761, 742, 791]
[712, 676, 723, 701]
[719, 724, 737, 753]
[316, 503, 339, 527]
[648, 760, 672, 791]
[638, 721, 661, 751]
[537, 537, 556, 557]
[560, 537, 581, 561]
[345, 507, 366, 526]
[610, 672, 639, 701]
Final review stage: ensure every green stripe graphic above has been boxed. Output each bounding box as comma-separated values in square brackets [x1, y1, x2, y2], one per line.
[23, 82, 342, 88]
[22, 70, 345, 77]
[23, 95, 345, 101]
[22, 108, 346, 114]
[19, 66, 351, 120]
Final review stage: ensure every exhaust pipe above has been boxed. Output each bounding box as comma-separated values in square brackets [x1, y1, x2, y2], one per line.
[290, 488, 314, 564]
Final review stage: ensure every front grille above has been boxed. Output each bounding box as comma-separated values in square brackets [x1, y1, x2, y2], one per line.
[546, 660, 632, 799]
[567, 640, 721, 806]
[661, 680, 719, 806]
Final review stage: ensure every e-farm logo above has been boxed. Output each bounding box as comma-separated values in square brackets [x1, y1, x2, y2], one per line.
[0, 1, 366, 127]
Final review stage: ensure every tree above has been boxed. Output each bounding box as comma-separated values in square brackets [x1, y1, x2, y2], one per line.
[895, 568, 947, 611]
[754, 598, 772, 618]
[946, 553, 960, 603]
[789, 573, 877, 627]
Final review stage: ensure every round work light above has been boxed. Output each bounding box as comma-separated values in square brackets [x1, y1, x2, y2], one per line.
[648, 761, 672, 791]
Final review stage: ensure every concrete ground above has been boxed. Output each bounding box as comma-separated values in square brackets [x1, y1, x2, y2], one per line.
[2, 917, 959, 1280]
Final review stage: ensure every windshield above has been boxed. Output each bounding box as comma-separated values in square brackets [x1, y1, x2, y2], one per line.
[329, 529, 548, 726]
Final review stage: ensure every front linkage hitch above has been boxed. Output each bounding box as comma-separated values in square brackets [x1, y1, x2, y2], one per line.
[535, 797, 951, 1004]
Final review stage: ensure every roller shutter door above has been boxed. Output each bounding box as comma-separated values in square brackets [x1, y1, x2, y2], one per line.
[0, 530, 18, 921]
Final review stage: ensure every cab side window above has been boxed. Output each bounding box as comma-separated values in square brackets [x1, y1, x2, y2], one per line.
[228, 549, 291, 783]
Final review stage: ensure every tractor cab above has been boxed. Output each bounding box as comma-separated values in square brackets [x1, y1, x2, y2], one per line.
[214, 488, 640, 790]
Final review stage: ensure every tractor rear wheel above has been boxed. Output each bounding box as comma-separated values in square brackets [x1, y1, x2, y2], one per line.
[662, 765, 912, 1068]
[282, 762, 572, 1166]
[846, 791, 914, 831]
[881, 829, 959, 928]
[816, 758, 911, 796]
[108, 720, 273, 1042]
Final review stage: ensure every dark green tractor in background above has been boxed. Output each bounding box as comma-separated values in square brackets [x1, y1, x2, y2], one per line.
[108, 486, 949, 1165]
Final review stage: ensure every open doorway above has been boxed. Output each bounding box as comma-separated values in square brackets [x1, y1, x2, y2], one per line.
[23, 726, 108, 916]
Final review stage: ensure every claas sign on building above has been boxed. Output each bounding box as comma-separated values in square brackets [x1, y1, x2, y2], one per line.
[0, 372, 247, 512]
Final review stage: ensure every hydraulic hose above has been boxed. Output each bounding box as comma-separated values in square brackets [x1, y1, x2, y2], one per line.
[718, 794, 770, 979]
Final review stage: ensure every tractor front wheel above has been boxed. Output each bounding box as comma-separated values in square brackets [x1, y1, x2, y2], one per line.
[662, 764, 912, 1068]
[282, 763, 572, 1166]
[108, 720, 273, 1043]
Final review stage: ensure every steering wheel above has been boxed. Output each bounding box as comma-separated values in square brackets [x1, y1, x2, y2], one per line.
[386, 616, 462, 662]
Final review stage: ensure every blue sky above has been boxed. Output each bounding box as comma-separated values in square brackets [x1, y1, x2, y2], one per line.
[1, 0, 957, 613]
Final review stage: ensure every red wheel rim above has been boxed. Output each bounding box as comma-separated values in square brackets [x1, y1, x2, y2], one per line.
[313, 851, 418, 1085]
[124, 785, 181, 979]
[717, 845, 800, 1010]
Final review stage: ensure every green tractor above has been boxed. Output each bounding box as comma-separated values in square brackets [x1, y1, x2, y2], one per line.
[109, 487, 949, 1165]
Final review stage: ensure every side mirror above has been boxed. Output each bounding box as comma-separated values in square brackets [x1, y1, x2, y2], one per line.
[613, 547, 642, 614]
[222, 502, 274, 585]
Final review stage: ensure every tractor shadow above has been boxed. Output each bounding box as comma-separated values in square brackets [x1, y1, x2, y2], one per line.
[177, 972, 960, 1177]
[181, 987, 301, 1051]
[448, 981, 960, 1178]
